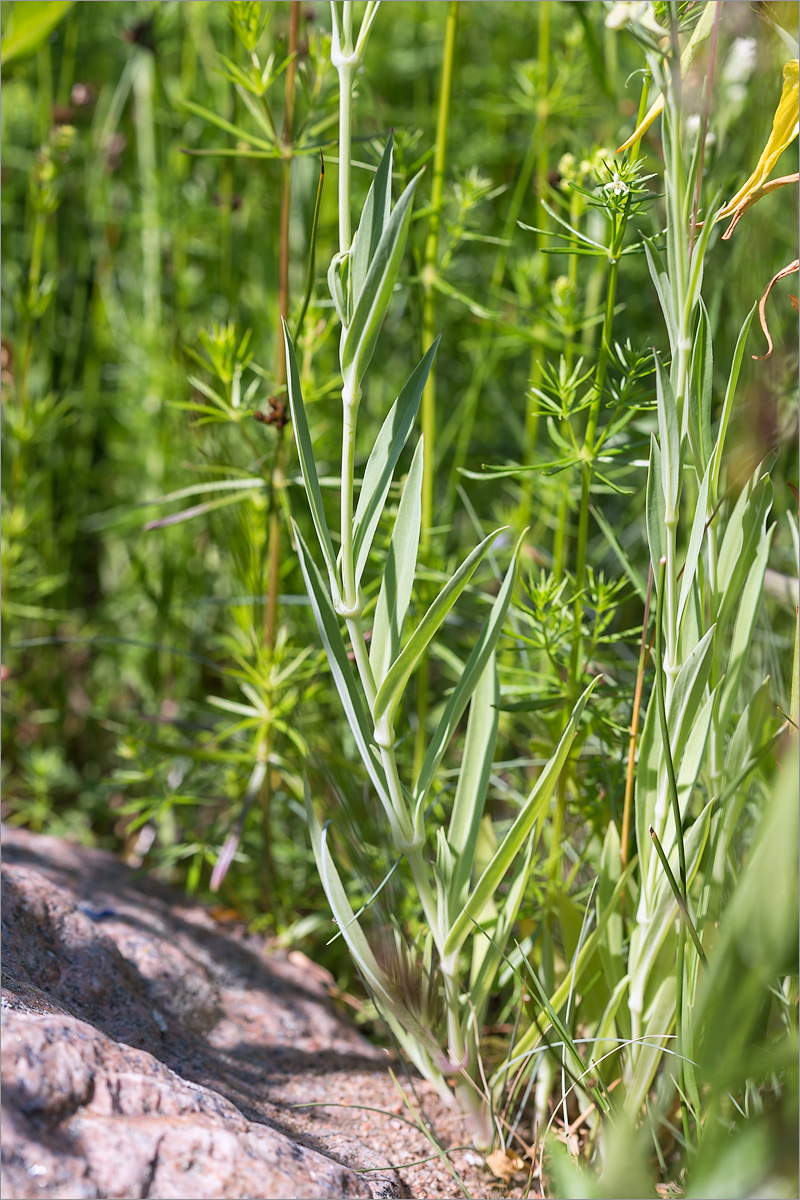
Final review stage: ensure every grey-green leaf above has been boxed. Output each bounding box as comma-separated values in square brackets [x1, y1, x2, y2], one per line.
[710, 303, 757, 500]
[644, 237, 677, 355]
[342, 171, 421, 389]
[654, 352, 680, 522]
[646, 434, 666, 578]
[444, 678, 598, 957]
[306, 785, 443, 1058]
[414, 532, 522, 808]
[350, 134, 394, 306]
[689, 301, 713, 475]
[370, 436, 424, 688]
[373, 528, 503, 746]
[284, 323, 338, 586]
[447, 657, 499, 912]
[353, 338, 440, 584]
[292, 521, 390, 813]
[718, 527, 773, 734]
[677, 459, 711, 632]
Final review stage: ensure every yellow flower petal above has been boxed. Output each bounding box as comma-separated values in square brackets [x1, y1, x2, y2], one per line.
[721, 171, 799, 240]
[717, 60, 799, 219]
[616, 1, 720, 154]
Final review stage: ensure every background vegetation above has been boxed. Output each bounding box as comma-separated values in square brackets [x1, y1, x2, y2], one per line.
[2, 1, 797, 1194]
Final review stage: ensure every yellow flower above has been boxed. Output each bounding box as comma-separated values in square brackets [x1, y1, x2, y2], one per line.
[616, 1, 720, 154]
[715, 60, 799, 361]
[717, 59, 799, 221]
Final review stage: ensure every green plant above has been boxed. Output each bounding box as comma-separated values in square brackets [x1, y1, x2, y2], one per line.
[287, 1, 595, 1146]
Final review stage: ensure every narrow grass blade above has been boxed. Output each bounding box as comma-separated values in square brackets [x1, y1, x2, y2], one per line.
[293, 522, 390, 810]
[649, 825, 708, 967]
[178, 96, 276, 151]
[306, 784, 432, 1041]
[294, 153, 326, 341]
[284, 324, 339, 585]
[444, 678, 598, 957]
[590, 502, 647, 603]
[628, 800, 713, 1022]
[142, 491, 253, 530]
[373, 528, 503, 745]
[414, 533, 522, 806]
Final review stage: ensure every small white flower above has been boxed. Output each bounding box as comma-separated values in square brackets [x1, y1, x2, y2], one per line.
[723, 38, 758, 86]
[685, 114, 717, 150]
[603, 171, 629, 197]
[604, 1, 662, 35]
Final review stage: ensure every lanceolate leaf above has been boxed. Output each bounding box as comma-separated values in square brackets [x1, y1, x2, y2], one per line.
[714, 678, 774, 881]
[350, 134, 394, 306]
[444, 678, 598, 957]
[372, 528, 503, 746]
[414, 533, 522, 807]
[353, 338, 440, 583]
[447, 658, 500, 912]
[646, 434, 666, 577]
[719, 527, 773, 734]
[284, 323, 339, 587]
[710, 303, 757, 500]
[635, 626, 715, 888]
[689, 301, 713, 475]
[292, 522, 393, 822]
[1, 1, 75, 67]
[628, 799, 713, 1048]
[502, 861, 637, 1075]
[677, 460, 711, 632]
[654, 352, 680, 522]
[644, 238, 678, 355]
[306, 786, 441, 1055]
[469, 830, 535, 1023]
[342, 170, 421, 390]
[716, 466, 774, 633]
[370, 437, 424, 688]
[683, 189, 721, 329]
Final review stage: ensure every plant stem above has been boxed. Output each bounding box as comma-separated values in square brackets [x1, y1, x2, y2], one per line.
[621, 565, 654, 866]
[264, 0, 301, 654]
[337, 46, 353, 254]
[415, 0, 459, 775]
[655, 556, 687, 898]
[517, 0, 550, 535]
[261, 1, 302, 918]
[648, 825, 708, 969]
[420, 0, 458, 552]
[567, 237, 622, 693]
[132, 48, 161, 336]
[340, 399, 358, 608]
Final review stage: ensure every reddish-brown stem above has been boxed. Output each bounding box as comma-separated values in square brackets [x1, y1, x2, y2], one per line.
[261, 2, 301, 917]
